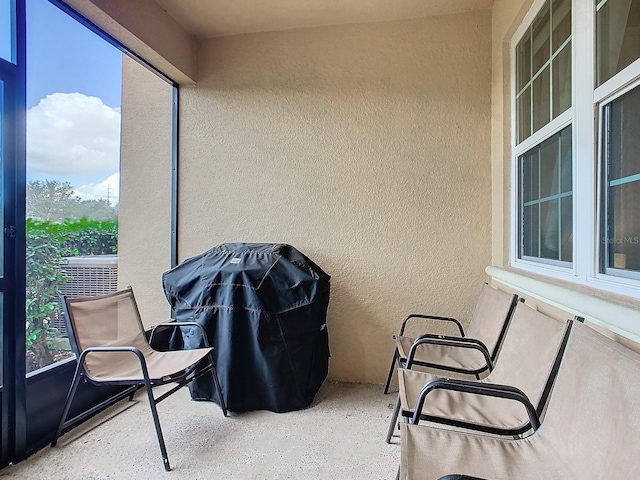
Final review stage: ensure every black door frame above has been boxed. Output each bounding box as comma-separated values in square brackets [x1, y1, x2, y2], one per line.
[1, 0, 27, 467]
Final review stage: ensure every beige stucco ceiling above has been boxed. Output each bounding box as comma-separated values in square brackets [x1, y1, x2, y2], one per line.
[153, 0, 494, 39]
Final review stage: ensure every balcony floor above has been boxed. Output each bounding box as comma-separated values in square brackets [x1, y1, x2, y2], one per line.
[0, 382, 400, 479]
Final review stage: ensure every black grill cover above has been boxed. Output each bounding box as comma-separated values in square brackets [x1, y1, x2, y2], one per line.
[162, 243, 331, 413]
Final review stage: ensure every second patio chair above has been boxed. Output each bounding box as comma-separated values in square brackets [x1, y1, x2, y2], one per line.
[384, 283, 519, 394]
[386, 302, 575, 443]
[399, 321, 640, 479]
[51, 288, 227, 472]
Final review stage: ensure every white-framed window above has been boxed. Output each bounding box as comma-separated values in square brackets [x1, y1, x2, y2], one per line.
[511, 0, 640, 297]
[596, 0, 640, 282]
[512, 0, 573, 272]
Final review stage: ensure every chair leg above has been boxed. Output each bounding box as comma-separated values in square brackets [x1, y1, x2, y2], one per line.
[383, 349, 399, 394]
[386, 395, 402, 444]
[209, 353, 228, 417]
[143, 379, 171, 472]
[51, 363, 84, 447]
[128, 384, 139, 401]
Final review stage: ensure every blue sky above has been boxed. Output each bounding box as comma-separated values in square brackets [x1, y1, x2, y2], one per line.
[26, 0, 122, 204]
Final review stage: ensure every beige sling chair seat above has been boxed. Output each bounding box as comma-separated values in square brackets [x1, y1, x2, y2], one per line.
[387, 302, 573, 443]
[51, 288, 227, 472]
[384, 284, 519, 395]
[399, 321, 640, 479]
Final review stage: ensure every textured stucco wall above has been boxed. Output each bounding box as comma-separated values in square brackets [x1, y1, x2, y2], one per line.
[119, 56, 174, 326]
[177, 11, 492, 382]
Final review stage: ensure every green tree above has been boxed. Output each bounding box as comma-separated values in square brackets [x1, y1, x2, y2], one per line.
[27, 180, 80, 222]
[27, 180, 117, 222]
[67, 198, 118, 221]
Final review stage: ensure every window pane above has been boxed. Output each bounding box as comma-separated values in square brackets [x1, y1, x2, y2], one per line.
[596, 0, 640, 87]
[520, 125, 572, 264]
[540, 199, 559, 259]
[539, 133, 560, 198]
[523, 204, 540, 257]
[602, 85, 640, 274]
[522, 149, 539, 203]
[552, 0, 572, 50]
[533, 66, 551, 133]
[560, 126, 572, 193]
[517, 31, 532, 93]
[532, 3, 551, 73]
[517, 86, 532, 144]
[516, 0, 571, 145]
[609, 86, 640, 181]
[25, 0, 122, 372]
[607, 182, 640, 272]
[552, 44, 572, 118]
[1, 0, 14, 63]
[561, 195, 573, 262]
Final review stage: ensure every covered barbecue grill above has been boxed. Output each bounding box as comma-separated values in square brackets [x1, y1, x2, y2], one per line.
[162, 243, 330, 413]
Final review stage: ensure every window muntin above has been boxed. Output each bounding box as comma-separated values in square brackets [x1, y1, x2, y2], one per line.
[520, 126, 573, 264]
[596, 0, 640, 87]
[601, 85, 640, 276]
[516, 0, 572, 144]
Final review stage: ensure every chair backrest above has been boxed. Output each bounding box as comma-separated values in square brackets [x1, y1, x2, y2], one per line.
[400, 321, 640, 479]
[464, 283, 519, 360]
[484, 302, 570, 413]
[541, 321, 640, 477]
[62, 288, 148, 356]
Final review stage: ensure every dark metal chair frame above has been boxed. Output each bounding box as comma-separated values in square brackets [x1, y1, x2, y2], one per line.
[394, 315, 579, 480]
[51, 289, 228, 472]
[397, 317, 579, 439]
[383, 287, 520, 394]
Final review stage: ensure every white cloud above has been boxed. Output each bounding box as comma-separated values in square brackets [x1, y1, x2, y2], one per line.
[27, 92, 121, 178]
[76, 172, 120, 206]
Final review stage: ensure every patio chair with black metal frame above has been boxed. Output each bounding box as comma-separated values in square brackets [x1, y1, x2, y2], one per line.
[50, 288, 228, 472]
[386, 302, 577, 443]
[384, 283, 520, 394]
[399, 321, 640, 479]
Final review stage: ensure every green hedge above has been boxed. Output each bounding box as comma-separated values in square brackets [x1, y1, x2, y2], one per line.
[25, 218, 118, 372]
[26, 217, 118, 256]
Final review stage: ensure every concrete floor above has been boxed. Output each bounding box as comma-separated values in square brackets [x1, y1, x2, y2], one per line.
[0, 382, 401, 479]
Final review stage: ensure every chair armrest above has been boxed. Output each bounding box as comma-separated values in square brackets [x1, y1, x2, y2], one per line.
[412, 377, 540, 432]
[399, 314, 465, 337]
[150, 321, 211, 348]
[438, 476, 491, 480]
[79, 346, 151, 380]
[81, 345, 144, 356]
[406, 336, 494, 372]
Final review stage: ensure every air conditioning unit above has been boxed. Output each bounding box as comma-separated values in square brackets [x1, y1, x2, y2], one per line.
[53, 255, 118, 336]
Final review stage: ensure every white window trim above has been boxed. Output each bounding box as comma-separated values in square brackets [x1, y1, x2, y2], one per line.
[510, 0, 579, 281]
[590, 64, 640, 298]
[509, 0, 640, 300]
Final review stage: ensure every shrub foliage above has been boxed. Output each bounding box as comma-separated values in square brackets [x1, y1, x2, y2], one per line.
[26, 218, 118, 371]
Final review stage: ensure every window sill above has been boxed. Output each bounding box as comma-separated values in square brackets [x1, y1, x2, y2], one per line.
[486, 265, 640, 345]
